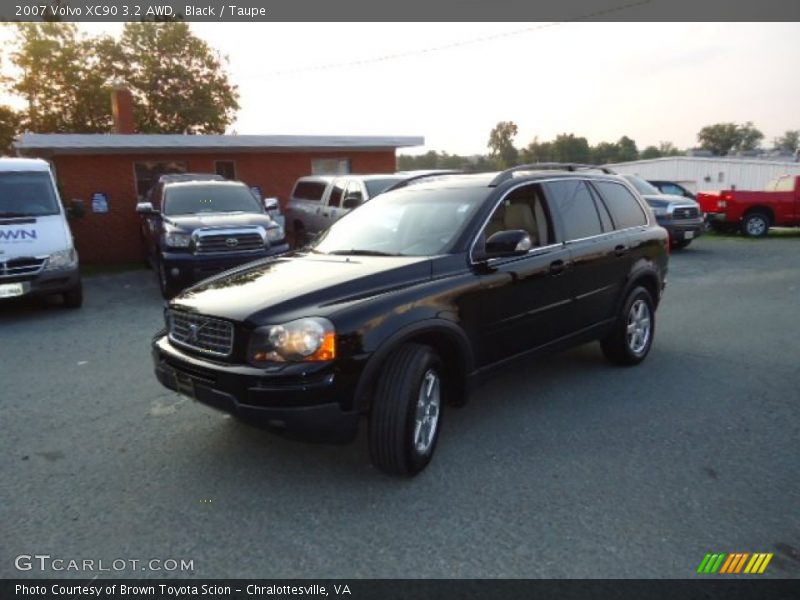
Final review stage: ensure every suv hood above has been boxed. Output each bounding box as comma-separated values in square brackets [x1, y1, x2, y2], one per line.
[171, 252, 432, 323]
[641, 193, 699, 208]
[164, 212, 275, 231]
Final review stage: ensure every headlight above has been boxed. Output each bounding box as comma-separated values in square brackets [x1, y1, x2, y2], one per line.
[164, 232, 191, 248]
[265, 225, 284, 243]
[45, 248, 77, 270]
[248, 317, 335, 364]
[651, 205, 671, 217]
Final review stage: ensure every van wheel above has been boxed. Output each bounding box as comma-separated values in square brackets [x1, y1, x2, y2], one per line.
[741, 212, 770, 237]
[63, 281, 83, 309]
[368, 343, 444, 477]
[601, 286, 655, 366]
[293, 222, 306, 248]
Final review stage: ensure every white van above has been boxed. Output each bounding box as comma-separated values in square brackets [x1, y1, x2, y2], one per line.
[0, 158, 82, 308]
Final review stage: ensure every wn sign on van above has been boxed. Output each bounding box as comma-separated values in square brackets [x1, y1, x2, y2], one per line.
[0, 229, 37, 242]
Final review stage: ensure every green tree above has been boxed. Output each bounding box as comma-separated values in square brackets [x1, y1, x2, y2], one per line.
[640, 145, 662, 159]
[658, 141, 682, 156]
[616, 135, 638, 162]
[118, 22, 239, 133]
[773, 130, 799, 153]
[521, 136, 554, 163]
[7, 23, 118, 133]
[551, 133, 590, 163]
[697, 122, 764, 156]
[591, 141, 620, 164]
[487, 121, 519, 169]
[0, 105, 22, 154]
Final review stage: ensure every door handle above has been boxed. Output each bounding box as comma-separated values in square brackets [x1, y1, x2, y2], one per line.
[614, 244, 628, 257]
[549, 259, 565, 276]
[322, 212, 329, 218]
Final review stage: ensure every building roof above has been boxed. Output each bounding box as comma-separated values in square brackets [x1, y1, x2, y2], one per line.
[609, 156, 800, 168]
[14, 133, 424, 155]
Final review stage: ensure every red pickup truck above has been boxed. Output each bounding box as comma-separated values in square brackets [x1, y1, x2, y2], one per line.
[698, 174, 800, 237]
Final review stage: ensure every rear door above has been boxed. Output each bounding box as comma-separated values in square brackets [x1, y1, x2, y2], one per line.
[543, 178, 630, 332]
[320, 178, 347, 227]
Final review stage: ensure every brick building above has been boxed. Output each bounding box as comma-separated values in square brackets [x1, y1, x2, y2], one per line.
[13, 93, 422, 263]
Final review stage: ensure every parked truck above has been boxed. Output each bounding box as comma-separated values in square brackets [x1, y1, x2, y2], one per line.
[698, 174, 800, 237]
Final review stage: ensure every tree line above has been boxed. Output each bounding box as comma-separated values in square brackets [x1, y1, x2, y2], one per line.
[399, 121, 800, 172]
[1, 21, 239, 153]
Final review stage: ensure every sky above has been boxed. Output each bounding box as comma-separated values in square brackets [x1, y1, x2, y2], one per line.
[2, 22, 800, 155]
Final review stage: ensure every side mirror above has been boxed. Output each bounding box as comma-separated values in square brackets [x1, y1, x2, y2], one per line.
[136, 201, 156, 214]
[264, 197, 280, 213]
[342, 194, 363, 210]
[68, 200, 86, 219]
[485, 230, 533, 257]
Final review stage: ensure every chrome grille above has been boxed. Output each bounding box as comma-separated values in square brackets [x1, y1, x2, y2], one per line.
[673, 206, 700, 220]
[168, 310, 234, 357]
[195, 231, 265, 254]
[0, 257, 47, 280]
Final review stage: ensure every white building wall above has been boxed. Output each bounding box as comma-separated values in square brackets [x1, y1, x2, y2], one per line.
[609, 157, 800, 192]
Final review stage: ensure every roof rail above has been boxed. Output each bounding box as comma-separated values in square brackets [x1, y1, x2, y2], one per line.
[489, 163, 616, 186]
[381, 170, 464, 193]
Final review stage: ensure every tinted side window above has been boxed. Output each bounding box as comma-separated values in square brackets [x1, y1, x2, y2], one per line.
[344, 180, 364, 204]
[328, 180, 345, 207]
[293, 181, 327, 202]
[593, 181, 648, 229]
[544, 180, 603, 240]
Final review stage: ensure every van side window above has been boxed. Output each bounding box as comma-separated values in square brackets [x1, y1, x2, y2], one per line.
[593, 181, 648, 229]
[544, 180, 603, 241]
[293, 181, 326, 202]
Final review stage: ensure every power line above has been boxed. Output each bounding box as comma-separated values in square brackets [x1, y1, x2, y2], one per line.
[261, 0, 654, 78]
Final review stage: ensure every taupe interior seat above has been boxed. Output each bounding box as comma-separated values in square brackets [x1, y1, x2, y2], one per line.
[504, 203, 538, 245]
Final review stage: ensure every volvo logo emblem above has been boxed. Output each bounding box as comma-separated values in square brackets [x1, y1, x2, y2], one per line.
[225, 237, 239, 248]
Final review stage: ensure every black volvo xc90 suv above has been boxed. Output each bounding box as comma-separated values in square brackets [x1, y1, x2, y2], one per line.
[152, 164, 669, 476]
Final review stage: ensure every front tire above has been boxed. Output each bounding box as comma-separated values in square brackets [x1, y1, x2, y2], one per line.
[157, 259, 178, 299]
[62, 280, 83, 309]
[741, 212, 770, 238]
[601, 286, 655, 366]
[368, 343, 444, 477]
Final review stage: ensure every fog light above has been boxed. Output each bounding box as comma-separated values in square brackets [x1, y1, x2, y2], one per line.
[170, 268, 180, 277]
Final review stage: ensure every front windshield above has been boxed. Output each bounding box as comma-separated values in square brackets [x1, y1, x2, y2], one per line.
[624, 175, 661, 196]
[163, 184, 263, 216]
[311, 186, 486, 256]
[0, 171, 60, 217]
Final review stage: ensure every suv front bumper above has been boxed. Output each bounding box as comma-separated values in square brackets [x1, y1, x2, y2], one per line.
[0, 264, 80, 299]
[656, 216, 705, 242]
[152, 334, 359, 441]
[161, 243, 290, 288]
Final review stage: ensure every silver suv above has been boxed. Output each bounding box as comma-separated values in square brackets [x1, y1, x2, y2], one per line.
[285, 174, 406, 244]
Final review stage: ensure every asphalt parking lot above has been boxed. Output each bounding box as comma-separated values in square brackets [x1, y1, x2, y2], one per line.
[1, 234, 799, 579]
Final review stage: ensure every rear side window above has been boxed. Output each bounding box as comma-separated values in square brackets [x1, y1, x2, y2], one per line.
[593, 181, 648, 229]
[293, 181, 327, 202]
[544, 180, 603, 241]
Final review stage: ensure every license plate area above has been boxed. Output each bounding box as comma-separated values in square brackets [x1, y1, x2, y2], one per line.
[0, 282, 25, 298]
[685, 231, 694, 239]
[173, 371, 197, 398]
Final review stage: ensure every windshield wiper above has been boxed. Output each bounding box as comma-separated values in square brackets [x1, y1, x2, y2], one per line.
[327, 249, 404, 257]
[0, 212, 31, 218]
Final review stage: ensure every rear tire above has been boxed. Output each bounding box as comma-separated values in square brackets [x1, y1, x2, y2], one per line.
[601, 286, 655, 366]
[741, 212, 770, 238]
[63, 280, 83, 309]
[368, 343, 444, 477]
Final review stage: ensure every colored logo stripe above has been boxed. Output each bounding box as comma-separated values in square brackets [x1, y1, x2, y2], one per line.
[698, 552, 773, 574]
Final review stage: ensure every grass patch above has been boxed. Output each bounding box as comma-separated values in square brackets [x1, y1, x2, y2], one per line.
[81, 262, 144, 277]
